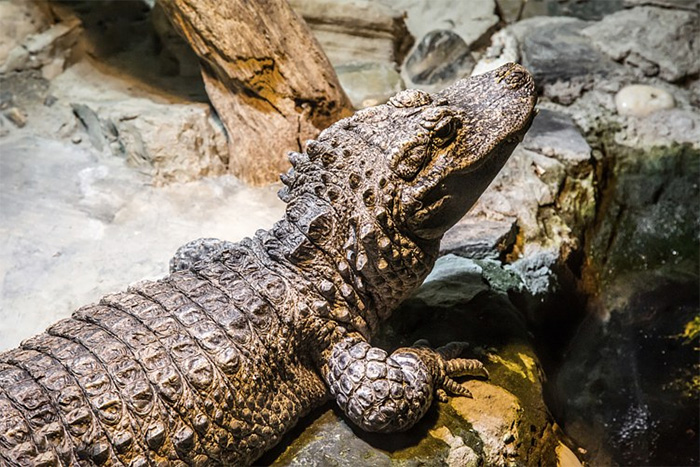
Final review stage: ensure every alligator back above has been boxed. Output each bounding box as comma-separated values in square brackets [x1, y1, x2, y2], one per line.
[0, 264, 327, 466]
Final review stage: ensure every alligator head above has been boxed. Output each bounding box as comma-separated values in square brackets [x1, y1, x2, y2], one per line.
[387, 63, 537, 240]
[281, 62, 536, 278]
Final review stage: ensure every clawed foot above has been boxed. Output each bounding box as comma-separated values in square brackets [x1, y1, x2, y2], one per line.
[413, 339, 488, 402]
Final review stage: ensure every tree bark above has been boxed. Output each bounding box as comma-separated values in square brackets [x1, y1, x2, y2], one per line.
[158, 0, 353, 185]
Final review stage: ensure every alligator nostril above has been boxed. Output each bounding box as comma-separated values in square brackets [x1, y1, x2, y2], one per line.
[505, 70, 527, 89]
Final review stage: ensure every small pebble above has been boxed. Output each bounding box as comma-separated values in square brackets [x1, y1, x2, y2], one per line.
[4, 107, 27, 128]
[615, 84, 675, 117]
[44, 95, 58, 107]
[72, 135, 82, 144]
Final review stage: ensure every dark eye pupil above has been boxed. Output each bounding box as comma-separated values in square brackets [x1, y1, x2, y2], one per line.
[435, 120, 455, 144]
[437, 123, 451, 137]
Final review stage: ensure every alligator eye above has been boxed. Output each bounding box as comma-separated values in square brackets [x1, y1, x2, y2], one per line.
[433, 118, 459, 147]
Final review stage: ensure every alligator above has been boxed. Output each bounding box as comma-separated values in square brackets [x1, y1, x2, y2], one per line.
[0, 63, 536, 466]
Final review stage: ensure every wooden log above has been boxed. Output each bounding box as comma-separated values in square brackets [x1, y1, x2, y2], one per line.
[158, 0, 353, 185]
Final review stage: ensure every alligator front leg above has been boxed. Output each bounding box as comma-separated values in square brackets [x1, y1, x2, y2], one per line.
[323, 337, 487, 432]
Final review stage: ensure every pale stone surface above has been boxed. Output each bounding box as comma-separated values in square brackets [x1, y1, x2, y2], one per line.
[50, 62, 228, 185]
[0, 2, 80, 78]
[440, 217, 517, 261]
[403, 30, 475, 92]
[378, 0, 498, 49]
[496, 0, 526, 23]
[617, 108, 700, 149]
[3, 107, 27, 128]
[288, 0, 412, 109]
[467, 109, 594, 261]
[0, 0, 51, 67]
[471, 29, 520, 77]
[581, 6, 700, 82]
[615, 84, 675, 117]
[0, 135, 284, 351]
[289, 0, 412, 67]
[508, 17, 622, 86]
[335, 62, 404, 109]
[383, 0, 498, 91]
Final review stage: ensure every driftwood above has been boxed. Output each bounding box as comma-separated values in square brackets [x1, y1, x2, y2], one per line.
[158, 0, 353, 185]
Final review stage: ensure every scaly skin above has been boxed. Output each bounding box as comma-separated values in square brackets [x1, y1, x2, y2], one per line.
[0, 63, 536, 466]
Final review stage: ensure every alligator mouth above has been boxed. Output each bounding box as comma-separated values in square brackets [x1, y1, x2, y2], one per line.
[415, 192, 452, 221]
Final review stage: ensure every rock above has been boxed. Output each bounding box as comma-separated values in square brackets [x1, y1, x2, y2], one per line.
[335, 62, 404, 109]
[3, 107, 27, 128]
[0, 4, 80, 78]
[529, 0, 626, 20]
[71, 103, 107, 151]
[555, 133, 700, 465]
[43, 94, 57, 107]
[471, 29, 519, 76]
[0, 70, 50, 110]
[383, 0, 498, 90]
[467, 109, 594, 259]
[0, 135, 285, 351]
[623, 0, 700, 11]
[52, 62, 228, 185]
[288, 1, 412, 108]
[508, 17, 623, 87]
[557, 442, 584, 467]
[151, 2, 202, 78]
[266, 255, 562, 466]
[403, 30, 475, 92]
[289, 0, 413, 67]
[522, 109, 592, 166]
[0, 116, 8, 138]
[614, 84, 675, 117]
[0, 1, 52, 67]
[411, 255, 493, 307]
[378, 0, 498, 50]
[690, 79, 700, 108]
[495, 0, 526, 23]
[77, 100, 229, 185]
[542, 79, 592, 106]
[441, 217, 517, 261]
[618, 109, 700, 149]
[581, 6, 700, 82]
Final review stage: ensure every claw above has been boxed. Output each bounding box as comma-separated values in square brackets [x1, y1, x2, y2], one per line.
[436, 388, 449, 403]
[443, 378, 473, 398]
[446, 358, 488, 378]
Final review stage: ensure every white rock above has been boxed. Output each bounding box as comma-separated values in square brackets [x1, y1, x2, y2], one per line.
[618, 108, 700, 149]
[52, 62, 228, 185]
[335, 62, 404, 109]
[614, 84, 675, 117]
[107, 102, 228, 185]
[581, 6, 699, 82]
[0, 0, 50, 67]
[289, 0, 411, 67]
[472, 29, 520, 76]
[378, 0, 498, 49]
[0, 136, 284, 351]
[0, 2, 80, 77]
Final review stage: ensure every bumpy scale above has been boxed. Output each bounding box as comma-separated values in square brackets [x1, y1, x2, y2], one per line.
[0, 63, 536, 466]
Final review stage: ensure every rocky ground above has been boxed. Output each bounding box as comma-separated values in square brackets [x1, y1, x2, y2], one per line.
[1, 0, 698, 466]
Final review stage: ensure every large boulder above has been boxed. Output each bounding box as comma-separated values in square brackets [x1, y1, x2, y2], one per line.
[581, 6, 700, 82]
